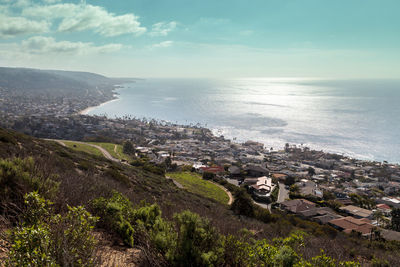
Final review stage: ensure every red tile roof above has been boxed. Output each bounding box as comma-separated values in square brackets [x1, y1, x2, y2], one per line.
[329, 216, 373, 235]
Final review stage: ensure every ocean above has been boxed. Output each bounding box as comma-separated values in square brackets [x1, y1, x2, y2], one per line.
[86, 78, 400, 163]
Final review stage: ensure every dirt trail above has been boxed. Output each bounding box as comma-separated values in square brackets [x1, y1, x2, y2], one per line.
[94, 231, 142, 267]
[46, 139, 126, 164]
[209, 180, 234, 205]
[165, 176, 184, 189]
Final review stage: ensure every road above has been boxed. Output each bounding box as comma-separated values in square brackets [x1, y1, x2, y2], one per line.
[277, 182, 289, 203]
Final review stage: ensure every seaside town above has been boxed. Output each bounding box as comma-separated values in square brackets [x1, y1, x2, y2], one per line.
[1, 81, 400, 243]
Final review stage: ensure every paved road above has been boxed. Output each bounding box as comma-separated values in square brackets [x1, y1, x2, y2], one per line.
[277, 182, 289, 203]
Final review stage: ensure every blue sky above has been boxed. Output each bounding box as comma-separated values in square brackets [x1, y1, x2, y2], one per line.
[0, 0, 399, 78]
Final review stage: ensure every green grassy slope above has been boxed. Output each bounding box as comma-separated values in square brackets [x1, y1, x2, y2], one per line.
[63, 140, 103, 157]
[167, 172, 230, 204]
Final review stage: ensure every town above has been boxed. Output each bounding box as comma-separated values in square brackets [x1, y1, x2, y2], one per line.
[1, 82, 400, 243]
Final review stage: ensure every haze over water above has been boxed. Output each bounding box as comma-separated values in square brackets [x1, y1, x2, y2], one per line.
[87, 78, 400, 163]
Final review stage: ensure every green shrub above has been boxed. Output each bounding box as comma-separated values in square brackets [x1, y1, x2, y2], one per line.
[171, 210, 224, 267]
[231, 188, 255, 217]
[52, 205, 98, 266]
[202, 171, 215, 180]
[0, 158, 59, 219]
[91, 191, 135, 247]
[8, 192, 98, 267]
[7, 223, 58, 267]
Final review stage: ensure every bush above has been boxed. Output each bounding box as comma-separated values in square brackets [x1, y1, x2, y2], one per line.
[91, 191, 135, 247]
[91, 191, 173, 251]
[0, 157, 59, 219]
[8, 192, 98, 267]
[8, 223, 57, 267]
[171, 210, 224, 266]
[231, 188, 255, 217]
[202, 171, 215, 180]
[52, 206, 98, 266]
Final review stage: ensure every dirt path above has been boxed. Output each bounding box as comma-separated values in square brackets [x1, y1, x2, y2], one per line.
[165, 176, 184, 189]
[46, 139, 121, 163]
[95, 231, 141, 267]
[209, 180, 234, 205]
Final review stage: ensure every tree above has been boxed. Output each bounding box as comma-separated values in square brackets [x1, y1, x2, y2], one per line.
[122, 140, 135, 155]
[391, 208, 400, 231]
[231, 188, 254, 217]
[307, 167, 316, 177]
[373, 210, 385, 227]
[289, 184, 300, 195]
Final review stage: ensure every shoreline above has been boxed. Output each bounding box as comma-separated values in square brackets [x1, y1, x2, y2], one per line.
[78, 96, 120, 115]
[78, 85, 122, 115]
[76, 86, 398, 165]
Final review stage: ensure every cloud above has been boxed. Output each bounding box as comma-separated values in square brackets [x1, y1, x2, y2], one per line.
[23, 3, 146, 37]
[41, 0, 60, 3]
[150, 40, 173, 49]
[0, 14, 49, 38]
[149, 21, 177, 37]
[21, 36, 123, 54]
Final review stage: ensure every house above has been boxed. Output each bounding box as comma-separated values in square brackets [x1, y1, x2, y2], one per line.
[376, 204, 392, 216]
[328, 216, 373, 236]
[200, 166, 225, 175]
[245, 165, 269, 177]
[228, 165, 241, 177]
[272, 173, 288, 182]
[245, 176, 275, 202]
[313, 213, 343, 224]
[340, 205, 373, 219]
[280, 199, 316, 214]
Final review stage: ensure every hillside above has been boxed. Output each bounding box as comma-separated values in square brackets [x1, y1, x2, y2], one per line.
[0, 127, 399, 266]
[0, 67, 112, 94]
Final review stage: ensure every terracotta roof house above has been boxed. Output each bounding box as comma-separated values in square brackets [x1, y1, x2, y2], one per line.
[376, 203, 392, 216]
[280, 199, 316, 214]
[328, 216, 373, 236]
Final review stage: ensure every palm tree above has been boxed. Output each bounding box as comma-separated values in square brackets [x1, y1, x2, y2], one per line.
[373, 210, 384, 227]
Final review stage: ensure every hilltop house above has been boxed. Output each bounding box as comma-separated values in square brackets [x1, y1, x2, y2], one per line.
[244, 176, 275, 202]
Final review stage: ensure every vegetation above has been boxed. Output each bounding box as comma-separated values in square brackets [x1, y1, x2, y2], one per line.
[167, 172, 230, 204]
[1, 127, 400, 266]
[391, 208, 400, 231]
[7, 192, 98, 267]
[271, 184, 279, 202]
[122, 140, 136, 155]
[89, 142, 131, 161]
[63, 141, 103, 157]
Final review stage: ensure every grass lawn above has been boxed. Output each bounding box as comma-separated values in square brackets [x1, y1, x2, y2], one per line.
[63, 141, 103, 157]
[88, 142, 131, 161]
[167, 172, 229, 204]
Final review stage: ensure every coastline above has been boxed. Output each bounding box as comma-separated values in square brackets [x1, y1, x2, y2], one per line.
[78, 85, 122, 116]
[76, 84, 398, 165]
[78, 96, 120, 115]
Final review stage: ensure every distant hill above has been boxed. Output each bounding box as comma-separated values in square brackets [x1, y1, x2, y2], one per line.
[0, 67, 114, 93]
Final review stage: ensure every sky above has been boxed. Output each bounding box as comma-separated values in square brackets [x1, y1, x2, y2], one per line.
[0, 0, 399, 78]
